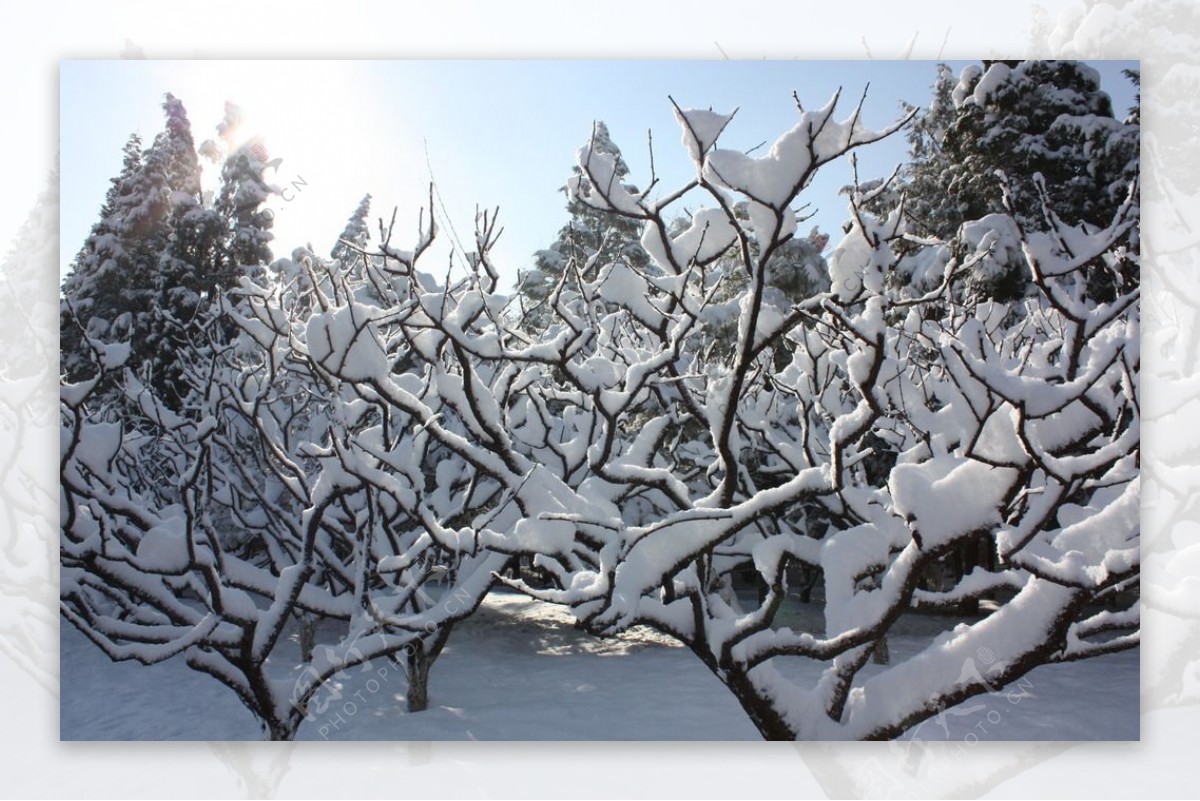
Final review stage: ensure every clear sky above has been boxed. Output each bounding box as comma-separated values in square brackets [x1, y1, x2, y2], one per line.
[60, 60, 1138, 293]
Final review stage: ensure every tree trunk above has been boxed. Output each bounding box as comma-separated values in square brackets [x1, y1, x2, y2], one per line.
[298, 614, 318, 663]
[405, 643, 431, 713]
[264, 715, 296, 741]
[722, 666, 797, 740]
[268, 724, 294, 741]
[872, 635, 889, 665]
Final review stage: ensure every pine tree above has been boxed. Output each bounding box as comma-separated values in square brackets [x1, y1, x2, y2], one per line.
[955, 61, 1136, 229]
[60, 92, 198, 395]
[61, 94, 264, 411]
[142, 94, 227, 409]
[878, 61, 1141, 599]
[61, 133, 144, 385]
[1121, 68, 1140, 126]
[891, 65, 983, 241]
[331, 193, 372, 267]
[517, 121, 647, 329]
[214, 137, 275, 285]
[898, 61, 1139, 301]
[149, 194, 232, 410]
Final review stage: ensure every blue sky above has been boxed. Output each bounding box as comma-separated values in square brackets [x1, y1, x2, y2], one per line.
[60, 60, 1138, 292]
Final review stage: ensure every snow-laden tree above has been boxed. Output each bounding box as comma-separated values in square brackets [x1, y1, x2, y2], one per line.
[61, 95, 274, 412]
[213, 140, 275, 284]
[1024, 1, 1200, 754]
[60, 234, 506, 739]
[62, 82, 1139, 742]
[148, 188, 235, 412]
[905, 61, 1138, 238]
[283, 88, 1138, 739]
[60, 121, 177, 397]
[549, 95, 1137, 739]
[331, 193, 372, 267]
[60, 95, 207, 399]
[895, 61, 1139, 303]
[61, 135, 143, 387]
[516, 121, 649, 331]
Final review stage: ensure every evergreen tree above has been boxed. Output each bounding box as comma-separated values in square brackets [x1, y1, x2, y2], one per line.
[890, 65, 980, 241]
[331, 193, 372, 266]
[149, 192, 232, 410]
[517, 121, 647, 329]
[155, 93, 203, 198]
[142, 94, 227, 409]
[61, 133, 144, 385]
[60, 92, 198, 395]
[1121, 68, 1140, 126]
[61, 94, 270, 411]
[898, 61, 1139, 301]
[214, 137, 275, 285]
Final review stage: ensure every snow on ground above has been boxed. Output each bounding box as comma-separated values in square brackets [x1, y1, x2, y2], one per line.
[59, 590, 1137, 741]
